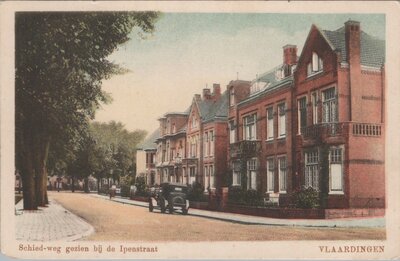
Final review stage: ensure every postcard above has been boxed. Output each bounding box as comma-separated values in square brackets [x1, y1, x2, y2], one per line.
[1, 1, 400, 260]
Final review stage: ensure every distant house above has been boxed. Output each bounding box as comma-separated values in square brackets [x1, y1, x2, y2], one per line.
[155, 111, 189, 185]
[136, 129, 160, 186]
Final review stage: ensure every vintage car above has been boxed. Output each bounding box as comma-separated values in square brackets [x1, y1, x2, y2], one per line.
[148, 183, 189, 215]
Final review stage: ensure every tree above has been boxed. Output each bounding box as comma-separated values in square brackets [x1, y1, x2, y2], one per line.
[15, 12, 159, 209]
[89, 121, 146, 185]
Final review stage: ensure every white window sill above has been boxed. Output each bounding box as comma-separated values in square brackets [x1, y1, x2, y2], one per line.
[266, 139, 274, 142]
[279, 191, 287, 194]
[277, 136, 286, 140]
[306, 70, 324, 79]
[329, 191, 344, 195]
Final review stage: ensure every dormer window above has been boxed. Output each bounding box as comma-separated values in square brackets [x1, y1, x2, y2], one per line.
[307, 52, 323, 76]
[275, 68, 285, 81]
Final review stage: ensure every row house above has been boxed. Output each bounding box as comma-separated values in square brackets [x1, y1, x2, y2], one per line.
[183, 84, 229, 192]
[155, 111, 188, 184]
[228, 20, 385, 209]
[136, 128, 159, 186]
[294, 20, 385, 208]
[228, 45, 296, 205]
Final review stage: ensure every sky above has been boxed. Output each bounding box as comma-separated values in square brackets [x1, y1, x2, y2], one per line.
[94, 13, 385, 136]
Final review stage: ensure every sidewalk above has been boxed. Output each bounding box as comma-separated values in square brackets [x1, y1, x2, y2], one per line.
[91, 193, 385, 228]
[15, 197, 94, 241]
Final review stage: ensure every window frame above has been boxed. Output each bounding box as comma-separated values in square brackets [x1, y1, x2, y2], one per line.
[243, 113, 257, 141]
[266, 107, 274, 141]
[278, 102, 286, 138]
[304, 149, 320, 190]
[266, 157, 275, 193]
[329, 146, 344, 194]
[278, 155, 287, 193]
[297, 96, 307, 134]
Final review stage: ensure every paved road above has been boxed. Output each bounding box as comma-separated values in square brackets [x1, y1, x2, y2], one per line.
[49, 192, 385, 241]
[15, 197, 94, 241]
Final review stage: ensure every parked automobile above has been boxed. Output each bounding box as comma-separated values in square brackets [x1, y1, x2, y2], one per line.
[148, 183, 189, 215]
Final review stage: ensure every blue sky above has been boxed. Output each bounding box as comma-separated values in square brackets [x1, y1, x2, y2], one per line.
[94, 13, 385, 135]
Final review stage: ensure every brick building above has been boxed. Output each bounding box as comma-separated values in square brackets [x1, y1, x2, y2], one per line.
[293, 20, 385, 209]
[184, 84, 229, 192]
[227, 20, 385, 210]
[228, 45, 297, 205]
[155, 111, 189, 184]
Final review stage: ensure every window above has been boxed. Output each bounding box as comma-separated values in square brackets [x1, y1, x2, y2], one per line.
[247, 159, 257, 190]
[312, 92, 318, 125]
[322, 87, 337, 123]
[267, 158, 275, 192]
[329, 147, 343, 193]
[204, 132, 209, 156]
[191, 116, 197, 129]
[267, 107, 274, 140]
[232, 162, 241, 186]
[183, 167, 187, 184]
[209, 131, 214, 156]
[230, 88, 235, 106]
[244, 114, 257, 140]
[298, 97, 307, 134]
[210, 165, 215, 189]
[278, 103, 286, 137]
[305, 150, 319, 190]
[308, 52, 324, 76]
[229, 121, 236, 144]
[204, 166, 209, 191]
[166, 142, 170, 161]
[163, 169, 168, 183]
[172, 123, 176, 133]
[278, 156, 287, 192]
[190, 137, 197, 157]
[189, 167, 196, 184]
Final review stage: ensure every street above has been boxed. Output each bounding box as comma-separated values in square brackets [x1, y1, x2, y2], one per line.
[49, 192, 385, 241]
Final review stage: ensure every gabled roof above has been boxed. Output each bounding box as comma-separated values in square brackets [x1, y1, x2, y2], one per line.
[137, 128, 159, 150]
[320, 26, 385, 67]
[191, 91, 229, 123]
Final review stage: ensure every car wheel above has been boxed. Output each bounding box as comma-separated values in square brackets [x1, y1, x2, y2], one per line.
[168, 205, 174, 214]
[182, 207, 188, 215]
[149, 201, 154, 212]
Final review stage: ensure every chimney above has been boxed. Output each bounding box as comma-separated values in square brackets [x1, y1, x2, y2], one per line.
[345, 20, 362, 121]
[194, 94, 201, 101]
[283, 44, 297, 65]
[345, 20, 361, 66]
[212, 83, 221, 100]
[202, 88, 211, 100]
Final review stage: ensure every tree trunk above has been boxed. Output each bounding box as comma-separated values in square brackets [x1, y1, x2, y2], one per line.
[16, 121, 38, 210]
[84, 177, 89, 193]
[34, 138, 50, 206]
[71, 175, 75, 192]
[20, 163, 37, 210]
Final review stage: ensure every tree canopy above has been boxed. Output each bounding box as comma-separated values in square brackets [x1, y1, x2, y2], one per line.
[15, 12, 159, 209]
